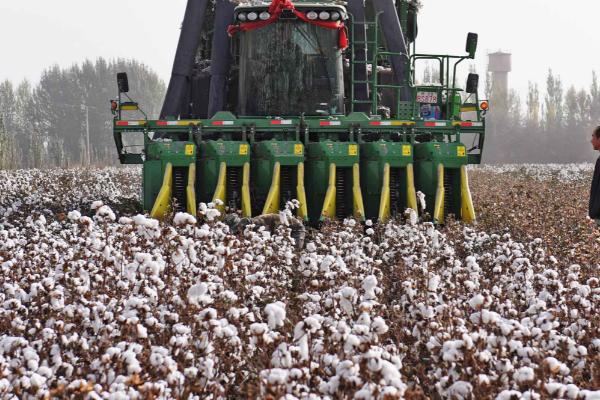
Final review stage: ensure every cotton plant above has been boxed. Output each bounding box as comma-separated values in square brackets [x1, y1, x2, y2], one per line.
[0, 167, 599, 399]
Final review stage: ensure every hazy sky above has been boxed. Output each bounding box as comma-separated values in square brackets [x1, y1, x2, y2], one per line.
[1, 0, 598, 98]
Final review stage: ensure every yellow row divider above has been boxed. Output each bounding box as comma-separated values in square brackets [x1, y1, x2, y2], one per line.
[352, 163, 365, 221]
[296, 162, 308, 221]
[262, 162, 281, 215]
[150, 163, 173, 219]
[406, 163, 418, 212]
[433, 163, 445, 224]
[241, 162, 252, 217]
[321, 163, 337, 220]
[212, 162, 227, 213]
[460, 165, 476, 223]
[186, 163, 197, 217]
[378, 163, 391, 222]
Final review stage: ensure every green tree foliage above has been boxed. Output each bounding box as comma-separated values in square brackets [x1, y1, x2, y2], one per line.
[485, 69, 600, 163]
[0, 116, 16, 169]
[0, 58, 165, 169]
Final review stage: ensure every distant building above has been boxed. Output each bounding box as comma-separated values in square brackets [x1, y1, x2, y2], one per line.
[488, 51, 512, 99]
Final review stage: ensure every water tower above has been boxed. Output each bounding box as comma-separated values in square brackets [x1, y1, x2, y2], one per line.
[488, 51, 512, 98]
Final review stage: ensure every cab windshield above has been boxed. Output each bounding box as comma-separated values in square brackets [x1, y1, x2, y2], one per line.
[238, 21, 344, 116]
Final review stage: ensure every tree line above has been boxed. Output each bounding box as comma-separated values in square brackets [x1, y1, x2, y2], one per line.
[1, 58, 599, 168]
[0, 58, 165, 169]
[484, 70, 600, 164]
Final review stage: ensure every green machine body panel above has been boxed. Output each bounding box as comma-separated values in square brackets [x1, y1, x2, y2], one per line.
[305, 140, 359, 222]
[197, 140, 251, 205]
[143, 141, 196, 211]
[414, 142, 468, 217]
[360, 141, 413, 220]
[251, 140, 304, 214]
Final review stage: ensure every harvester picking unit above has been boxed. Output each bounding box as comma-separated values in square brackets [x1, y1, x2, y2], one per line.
[112, 0, 487, 224]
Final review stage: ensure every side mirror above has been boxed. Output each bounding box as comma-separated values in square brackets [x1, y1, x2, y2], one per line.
[117, 72, 129, 93]
[466, 33, 478, 59]
[466, 73, 479, 94]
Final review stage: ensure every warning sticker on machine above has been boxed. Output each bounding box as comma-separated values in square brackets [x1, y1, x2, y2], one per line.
[294, 144, 303, 155]
[239, 144, 249, 155]
[402, 145, 411, 156]
[348, 144, 358, 156]
[185, 144, 194, 156]
[457, 146, 466, 157]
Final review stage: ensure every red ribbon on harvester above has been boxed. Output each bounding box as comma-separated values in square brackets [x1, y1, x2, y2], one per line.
[227, 0, 348, 50]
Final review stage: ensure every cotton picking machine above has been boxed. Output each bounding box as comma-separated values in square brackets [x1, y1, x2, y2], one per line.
[112, 0, 487, 224]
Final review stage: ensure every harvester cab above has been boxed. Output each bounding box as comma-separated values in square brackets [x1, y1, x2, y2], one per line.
[112, 0, 487, 225]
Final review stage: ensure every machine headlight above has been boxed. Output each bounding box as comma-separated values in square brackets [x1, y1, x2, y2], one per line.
[247, 12, 258, 21]
[330, 11, 340, 21]
[237, 12, 247, 22]
[259, 11, 270, 20]
[319, 11, 330, 20]
[306, 11, 318, 20]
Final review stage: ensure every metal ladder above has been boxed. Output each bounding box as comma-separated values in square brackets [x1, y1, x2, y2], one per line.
[350, 19, 379, 114]
[350, 16, 416, 119]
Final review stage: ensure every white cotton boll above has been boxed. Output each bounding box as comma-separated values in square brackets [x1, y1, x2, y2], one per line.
[544, 357, 570, 375]
[37, 366, 53, 379]
[184, 367, 198, 378]
[205, 208, 221, 221]
[96, 205, 116, 221]
[417, 191, 426, 211]
[30, 373, 46, 388]
[187, 282, 212, 306]
[366, 228, 374, 235]
[338, 287, 356, 316]
[67, 210, 81, 221]
[371, 317, 388, 334]
[565, 384, 580, 399]
[345, 218, 356, 227]
[477, 374, 490, 385]
[514, 366, 535, 383]
[173, 212, 197, 226]
[343, 334, 361, 353]
[136, 324, 148, 339]
[250, 323, 268, 335]
[90, 201, 104, 210]
[380, 360, 406, 392]
[442, 340, 464, 362]
[447, 381, 473, 400]
[27, 358, 39, 372]
[123, 350, 142, 375]
[167, 370, 185, 386]
[464, 280, 477, 291]
[428, 274, 441, 292]
[362, 275, 379, 300]
[220, 290, 238, 302]
[496, 390, 523, 400]
[481, 309, 500, 324]
[261, 368, 289, 385]
[468, 294, 485, 310]
[406, 208, 418, 226]
[264, 302, 286, 330]
[118, 216, 133, 225]
[79, 216, 93, 228]
[545, 382, 567, 397]
[306, 242, 317, 252]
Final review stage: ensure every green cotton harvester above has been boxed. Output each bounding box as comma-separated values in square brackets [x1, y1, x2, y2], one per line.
[111, 0, 487, 224]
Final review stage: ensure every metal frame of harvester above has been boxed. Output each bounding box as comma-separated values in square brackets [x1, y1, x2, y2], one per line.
[111, 0, 487, 225]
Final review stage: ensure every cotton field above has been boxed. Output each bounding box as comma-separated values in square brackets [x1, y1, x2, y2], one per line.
[0, 166, 599, 399]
